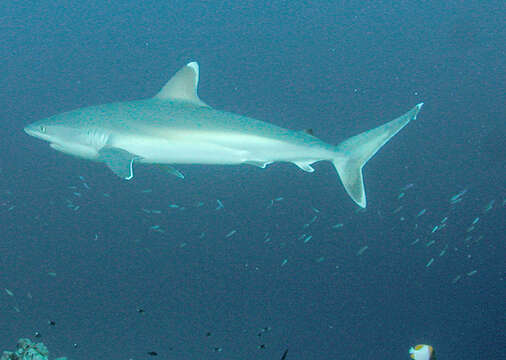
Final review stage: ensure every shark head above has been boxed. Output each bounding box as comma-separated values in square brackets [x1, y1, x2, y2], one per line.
[24, 112, 106, 159]
[24, 119, 62, 143]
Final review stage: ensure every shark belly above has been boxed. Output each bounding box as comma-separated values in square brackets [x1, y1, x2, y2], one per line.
[111, 131, 332, 166]
[110, 134, 250, 165]
[50, 142, 99, 160]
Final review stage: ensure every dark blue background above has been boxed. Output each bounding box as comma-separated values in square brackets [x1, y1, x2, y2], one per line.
[1, 1, 504, 359]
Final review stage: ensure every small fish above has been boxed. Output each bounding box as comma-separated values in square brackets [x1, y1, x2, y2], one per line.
[308, 215, 318, 224]
[450, 189, 467, 203]
[426, 240, 435, 247]
[393, 205, 403, 214]
[280, 349, 289, 360]
[467, 270, 477, 276]
[401, 183, 414, 190]
[483, 200, 495, 212]
[410, 238, 420, 245]
[409, 344, 435, 360]
[356, 245, 368, 256]
[225, 230, 237, 238]
[452, 275, 461, 284]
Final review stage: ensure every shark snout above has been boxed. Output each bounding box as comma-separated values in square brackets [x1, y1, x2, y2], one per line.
[24, 124, 37, 137]
[24, 123, 48, 140]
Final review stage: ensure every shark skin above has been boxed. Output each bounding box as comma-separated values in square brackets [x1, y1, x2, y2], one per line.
[24, 61, 423, 207]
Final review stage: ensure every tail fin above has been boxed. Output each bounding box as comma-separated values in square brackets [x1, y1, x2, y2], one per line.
[333, 103, 423, 208]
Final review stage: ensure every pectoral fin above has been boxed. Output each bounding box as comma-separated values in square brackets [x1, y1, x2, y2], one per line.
[98, 148, 138, 180]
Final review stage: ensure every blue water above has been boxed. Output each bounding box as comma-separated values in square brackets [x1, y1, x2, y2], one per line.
[1, 1, 504, 359]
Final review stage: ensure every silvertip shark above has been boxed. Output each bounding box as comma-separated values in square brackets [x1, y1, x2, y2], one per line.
[24, 61, 423, 207]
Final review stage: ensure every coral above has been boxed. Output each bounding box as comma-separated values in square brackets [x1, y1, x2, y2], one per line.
[1, 339, 67, 360]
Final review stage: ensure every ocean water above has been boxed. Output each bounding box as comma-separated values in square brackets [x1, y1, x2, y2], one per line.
[0, 1, 504, 359]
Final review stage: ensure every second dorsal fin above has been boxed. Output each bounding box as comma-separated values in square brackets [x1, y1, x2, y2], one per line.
[155, 62, 209, 107]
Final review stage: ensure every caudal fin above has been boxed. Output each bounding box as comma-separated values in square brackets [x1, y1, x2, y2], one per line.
[333, 103, 423, 208]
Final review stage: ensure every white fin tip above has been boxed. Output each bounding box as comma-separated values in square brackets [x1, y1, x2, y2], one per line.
[187, 62, 199, 72]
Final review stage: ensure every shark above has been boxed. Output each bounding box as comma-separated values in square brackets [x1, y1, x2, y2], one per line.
[24, 61, 423, 207]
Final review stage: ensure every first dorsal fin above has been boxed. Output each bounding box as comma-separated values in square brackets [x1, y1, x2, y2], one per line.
[155, 62, 209, 107]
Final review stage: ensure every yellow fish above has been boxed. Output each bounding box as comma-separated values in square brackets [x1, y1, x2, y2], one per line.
[409, 344, 436, 360]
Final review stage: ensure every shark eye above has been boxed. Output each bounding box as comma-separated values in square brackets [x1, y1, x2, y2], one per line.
[40, 125, 46, 133]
